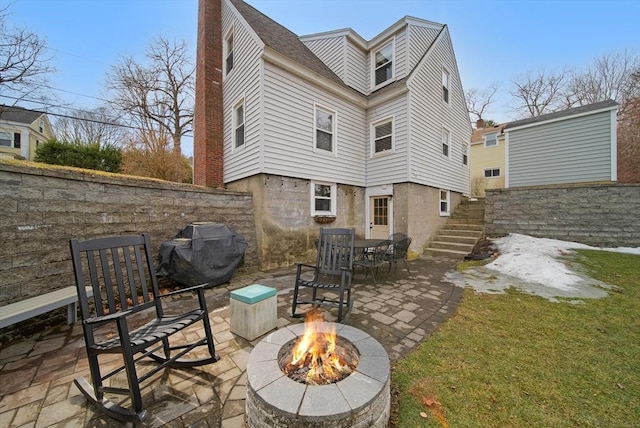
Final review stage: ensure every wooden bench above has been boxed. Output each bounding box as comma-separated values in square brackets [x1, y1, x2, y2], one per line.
[0, 286, 93, 329]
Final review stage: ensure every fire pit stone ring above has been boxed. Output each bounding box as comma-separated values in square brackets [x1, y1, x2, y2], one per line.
[246, 322, 390, 427]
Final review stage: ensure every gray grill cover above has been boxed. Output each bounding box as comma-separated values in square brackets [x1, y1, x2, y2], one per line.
[158, 223, 248, 287]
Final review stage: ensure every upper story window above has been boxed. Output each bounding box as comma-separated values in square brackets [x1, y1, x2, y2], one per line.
[314, 105, 335, 154]
[442, 128, 450, 158]
[373, 42, 394, 87]
[442, 68, 450, 103]
[484, 132, 498, 147]
[372, 117, 393, 156]
[462, 143, 468, 165]
[311, 181, 336, 216]
[439, 189, 450, 216]
[225, 30, 234, 76]
[38, 120, 44, 133]
[233, 100, 244, 148]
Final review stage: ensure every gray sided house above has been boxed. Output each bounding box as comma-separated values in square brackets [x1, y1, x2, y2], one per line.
[504, 100, 618, 187]
[195, 0, 471, 269]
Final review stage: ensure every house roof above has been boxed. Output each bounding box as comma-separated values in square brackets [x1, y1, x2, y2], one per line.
[0, 105, 45, 125]
[228, 0, 350, 90]
[470, 123, 507, 143]
[504, 99, 618, 130]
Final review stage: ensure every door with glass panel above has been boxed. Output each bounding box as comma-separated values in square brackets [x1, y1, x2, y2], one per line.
[369, 196, 390, 239]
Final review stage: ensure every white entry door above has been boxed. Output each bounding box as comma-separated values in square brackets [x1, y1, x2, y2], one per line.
[369, 196, 390, 239]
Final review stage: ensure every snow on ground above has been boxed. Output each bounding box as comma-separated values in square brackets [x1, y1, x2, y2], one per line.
[445, 233, 640, 302]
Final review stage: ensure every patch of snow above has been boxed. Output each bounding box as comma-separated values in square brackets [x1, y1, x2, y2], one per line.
[446, 233, 638, 302]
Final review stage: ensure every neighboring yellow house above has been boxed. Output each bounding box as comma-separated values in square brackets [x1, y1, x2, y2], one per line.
[469, 120, 506, 197]
[0, 105, 55, 161]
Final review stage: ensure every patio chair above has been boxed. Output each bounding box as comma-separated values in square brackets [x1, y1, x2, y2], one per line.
[384, 236, 412, 274]
[69, 234, 219, 421]
[353, 239, 391, 284]
[291, 228, 355, 322]
[388, 232, 407, 242]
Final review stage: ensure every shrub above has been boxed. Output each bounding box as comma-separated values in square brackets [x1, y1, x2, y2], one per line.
[35, 139, 122, 172]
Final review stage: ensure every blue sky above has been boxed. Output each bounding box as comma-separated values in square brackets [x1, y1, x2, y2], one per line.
[4, 0, 640, 155]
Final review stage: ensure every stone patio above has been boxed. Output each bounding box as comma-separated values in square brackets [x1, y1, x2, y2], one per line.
[0, 254, 462, 427]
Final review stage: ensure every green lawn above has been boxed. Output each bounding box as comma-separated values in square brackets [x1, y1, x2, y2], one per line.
[392, 249, 640, 427]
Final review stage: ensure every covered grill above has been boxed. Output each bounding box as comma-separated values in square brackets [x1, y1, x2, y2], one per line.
[158, 223, 247, 287]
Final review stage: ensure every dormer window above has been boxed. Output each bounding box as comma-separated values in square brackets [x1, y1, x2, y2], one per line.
[373, 42, 394, 87]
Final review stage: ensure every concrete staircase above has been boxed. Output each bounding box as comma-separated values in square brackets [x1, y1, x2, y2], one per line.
[425, 198, 485, 257]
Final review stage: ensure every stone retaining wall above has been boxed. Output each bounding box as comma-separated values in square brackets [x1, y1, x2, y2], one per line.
[0, 162, 258, 338]
[485, 183, 640, 247]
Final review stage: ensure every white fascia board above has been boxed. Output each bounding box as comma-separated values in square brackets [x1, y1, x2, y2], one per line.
[224, 0, 265, 50]
[367, 84, 409, 109]
[369, 17, 406, 49]
[262, 47, 367, 108]
[505, 105, 619, 133]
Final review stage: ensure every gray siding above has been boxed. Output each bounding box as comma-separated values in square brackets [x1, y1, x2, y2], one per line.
[262, 62, 366, 186]
[365, 93, 410, 186]
[346, 40, 368, 94]
[302, 36, 346, 81]
[408, 25, 441, 70]
[507, 111, 613, 187]
[223, 1, 264, 183]
[407, 30, 471, 195]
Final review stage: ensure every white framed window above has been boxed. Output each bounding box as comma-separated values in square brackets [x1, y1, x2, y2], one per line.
[0, 131, 12, 147]
[439, 189, 450, 216]
[311, 181, 336, 216]
[442, 68, 450, 103]
[233, 99, 245, 148]
[484, 168, 501, 178]
[314, 104, 336, 154]
[484, 132, 498, 147]
[373, 41, 394, 88]
[224, 29, 234, 76]
[38, 120, 44, 133]
[441, 127, 450, 158]
[462, 142, 468, 166]
[371, 117, 394, 156]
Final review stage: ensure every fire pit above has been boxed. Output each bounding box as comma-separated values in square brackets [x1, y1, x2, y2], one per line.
[246, 312, 390, 427]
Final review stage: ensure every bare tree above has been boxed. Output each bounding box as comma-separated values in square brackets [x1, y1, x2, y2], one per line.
[106, 37, 194, 153]
[568, 50, 640, 116]
[53, 106, 130, 147]
[617, 70, 640, 183]
[0, 5, 54, 103]
[465, 83, 500, 123]
[510, 69, 569, 118]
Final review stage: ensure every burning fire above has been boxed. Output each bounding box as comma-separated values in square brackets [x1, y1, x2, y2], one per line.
[284, 309, 357, 385]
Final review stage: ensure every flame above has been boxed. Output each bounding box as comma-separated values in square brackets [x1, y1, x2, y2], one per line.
[288, 309, 353, 384]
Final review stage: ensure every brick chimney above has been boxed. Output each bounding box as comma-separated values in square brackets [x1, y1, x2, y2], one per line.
[475, 118, 485, 129]
[194, 0, 224, 188]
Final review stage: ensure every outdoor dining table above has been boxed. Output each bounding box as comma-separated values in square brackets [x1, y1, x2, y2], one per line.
[353, 238, 388, 260]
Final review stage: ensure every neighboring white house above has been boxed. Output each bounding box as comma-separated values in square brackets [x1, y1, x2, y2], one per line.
[504, 100, 618, 187]
[195, 0, 471, 268]
[0, 105, 54, 161]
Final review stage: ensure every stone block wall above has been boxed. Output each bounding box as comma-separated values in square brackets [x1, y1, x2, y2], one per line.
[485, 183, 640, 247]
[0, 162, 258, 335]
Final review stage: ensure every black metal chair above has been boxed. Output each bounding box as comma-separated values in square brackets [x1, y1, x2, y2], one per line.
[353, 240, 391, 284]
[384, 236, 412, 274]
[69, 234, 219, 421]
[291, 228, 355, 322]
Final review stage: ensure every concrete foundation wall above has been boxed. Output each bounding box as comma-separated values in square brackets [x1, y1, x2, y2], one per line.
[0, 162, 258, 316]
[394, 183, 462, 257]
[227, 174, 366, 270]
[485, 183, 640, 247]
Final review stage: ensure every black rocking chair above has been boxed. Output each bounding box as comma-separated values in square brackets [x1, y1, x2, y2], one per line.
[291, 228, 355, 322]
[69, 234, 220, 421]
